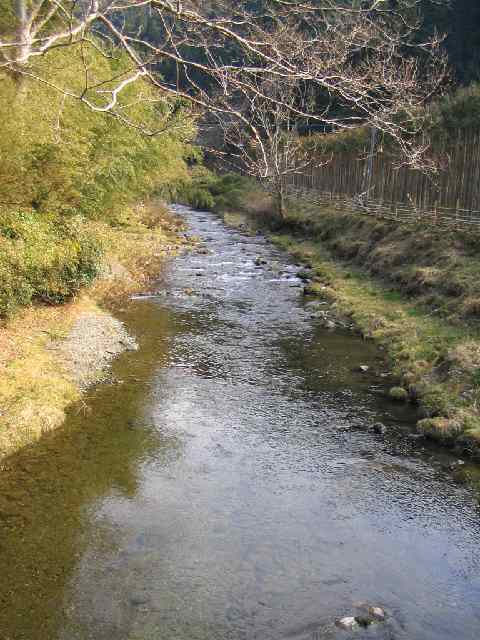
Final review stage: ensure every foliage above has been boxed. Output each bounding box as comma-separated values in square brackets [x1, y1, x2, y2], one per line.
[0, 210, 102, 316]
[176, 168, 254, 211]
[428, 83, 480, 139]
[0, 43, 196, 317]
[420, 0, 480, 85]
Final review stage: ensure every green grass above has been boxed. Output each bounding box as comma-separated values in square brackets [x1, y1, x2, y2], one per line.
[266, 227, 480, 455]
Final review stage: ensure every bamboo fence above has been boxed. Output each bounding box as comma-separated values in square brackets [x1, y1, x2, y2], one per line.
[285, 129, 480, 227]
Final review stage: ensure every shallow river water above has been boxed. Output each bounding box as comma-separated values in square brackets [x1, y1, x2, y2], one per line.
[1, 206, 480, 640]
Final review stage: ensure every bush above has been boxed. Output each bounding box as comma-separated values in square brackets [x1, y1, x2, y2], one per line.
[0, 210, 103, 317]
[176, 168, 256, 211]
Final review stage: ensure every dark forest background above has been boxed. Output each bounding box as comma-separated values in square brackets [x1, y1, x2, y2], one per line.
[422, 0, 480, 85]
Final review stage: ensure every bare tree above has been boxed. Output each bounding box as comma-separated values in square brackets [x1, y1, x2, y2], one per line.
[215, 78, 321, 217]
[1, 1, 448, 163]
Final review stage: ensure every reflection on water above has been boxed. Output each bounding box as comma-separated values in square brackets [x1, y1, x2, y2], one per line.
[1, 206, 480, 640]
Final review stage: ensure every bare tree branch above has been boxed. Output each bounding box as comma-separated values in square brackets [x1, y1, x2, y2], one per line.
[1, 0, 449, 169]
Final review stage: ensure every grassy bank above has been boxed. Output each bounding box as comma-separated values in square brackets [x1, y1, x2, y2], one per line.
[0, 201, 192, 459]
[0, 40, 199, 458]
[216, 187, 480, 457]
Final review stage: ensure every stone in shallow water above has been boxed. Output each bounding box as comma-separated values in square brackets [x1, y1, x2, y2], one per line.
[129, 593, 150, 606]
[335, 616, 358, 630]
[368, 606, 386, 620]
[372, 422, 387, 435]
[354, 615, 374, 628]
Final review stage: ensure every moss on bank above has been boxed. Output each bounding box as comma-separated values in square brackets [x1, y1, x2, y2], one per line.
[219, 190, 480, 457]
[0, 201, 191, 459]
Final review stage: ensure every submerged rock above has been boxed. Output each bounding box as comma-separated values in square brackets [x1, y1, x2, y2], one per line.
[359, 449, 376, 459]
[354, 615, 373, 628]
[129, 593, 150, 606]
[372, 422, 387, 435]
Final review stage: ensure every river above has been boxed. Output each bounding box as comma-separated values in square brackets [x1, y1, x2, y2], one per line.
[0, 206, 479, 640]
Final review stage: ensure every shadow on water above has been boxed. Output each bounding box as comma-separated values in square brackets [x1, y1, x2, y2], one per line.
[1, 206, 480, 640]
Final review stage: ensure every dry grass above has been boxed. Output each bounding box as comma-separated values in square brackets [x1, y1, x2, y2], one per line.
[0, 300, 84, 457]
[90, 200, 190, 306]
[241, 189, 275, 217]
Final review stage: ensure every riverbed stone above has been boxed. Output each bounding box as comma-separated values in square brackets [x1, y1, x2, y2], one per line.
[129, 593, 150, 606]
[372, 422, 387, 435]
[354, 615, 374, 628]
[336, 616, 358, 630]
[368, 606, 386, 621]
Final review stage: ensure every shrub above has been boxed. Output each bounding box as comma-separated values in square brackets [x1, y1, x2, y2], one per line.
[0, 210, 103, 317]
[176, 168, 256, 212]
[389, 386, 409, 401]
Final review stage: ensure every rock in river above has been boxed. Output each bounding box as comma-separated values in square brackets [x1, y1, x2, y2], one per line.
[372, 422, 387, 435]
[336, 616, 358, 631]
[368, 606, 386, 621]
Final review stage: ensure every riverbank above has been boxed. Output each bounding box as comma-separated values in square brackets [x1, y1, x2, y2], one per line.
[218, 192, 480, 459]
[0, 201, 193, 459]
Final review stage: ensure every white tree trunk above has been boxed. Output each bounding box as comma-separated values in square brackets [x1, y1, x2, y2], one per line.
[15, 0, 31, 64]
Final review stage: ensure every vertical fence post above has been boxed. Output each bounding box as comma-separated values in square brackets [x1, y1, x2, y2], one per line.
[363, 126, 377, 198]
[289, 128, 480, 229]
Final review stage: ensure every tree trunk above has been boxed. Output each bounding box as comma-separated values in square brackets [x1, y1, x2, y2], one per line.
[276, 179, 286, 219]
[15, 0, 30, 65]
